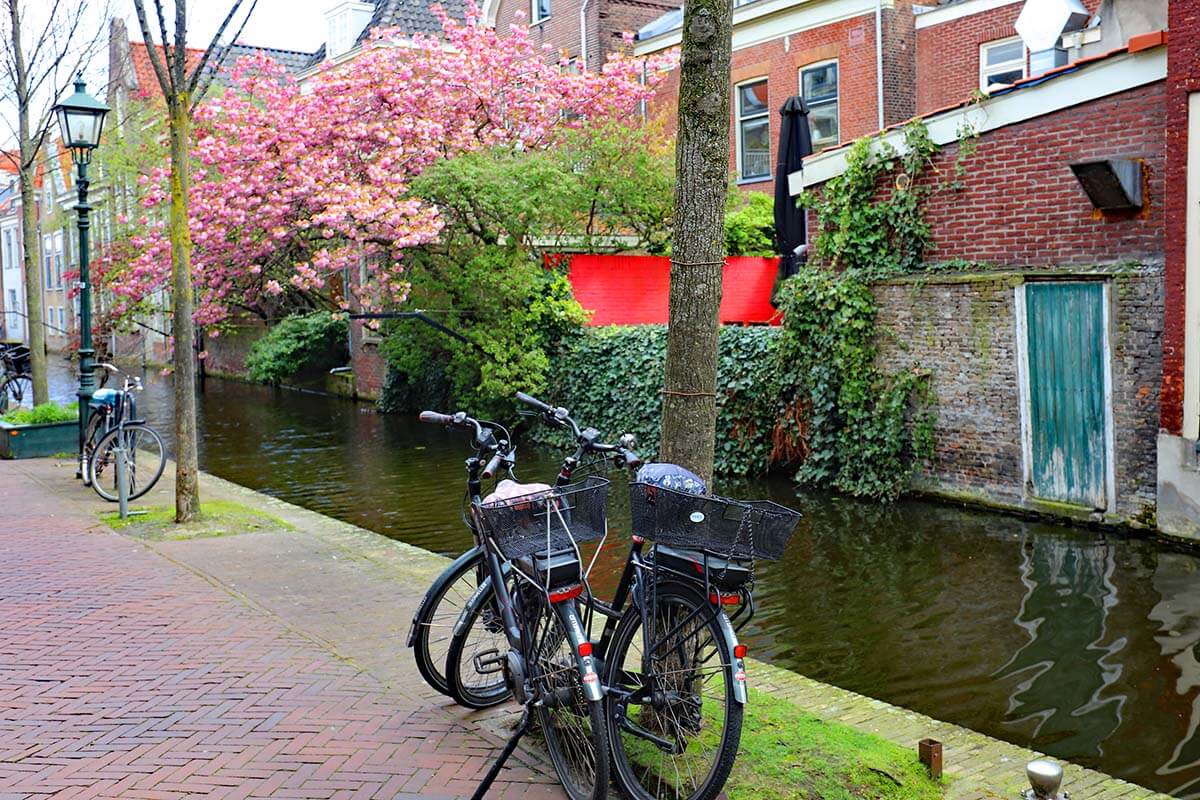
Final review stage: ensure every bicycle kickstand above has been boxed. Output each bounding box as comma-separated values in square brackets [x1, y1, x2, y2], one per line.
[470, 708, 532, 800]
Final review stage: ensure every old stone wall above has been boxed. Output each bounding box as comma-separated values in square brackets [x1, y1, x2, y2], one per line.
[873, 266, 1160, 524]
[200, 317, 267, 380]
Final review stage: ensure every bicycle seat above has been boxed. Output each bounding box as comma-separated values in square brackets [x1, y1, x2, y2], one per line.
[653, 544, 752, 591]
[514, 548, 581, 590]
[89, 388, 120, 409]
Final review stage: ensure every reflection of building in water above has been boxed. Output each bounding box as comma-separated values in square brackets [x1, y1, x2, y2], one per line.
[1150, 553, 1200, 794]
[993, 536, 1127, 760]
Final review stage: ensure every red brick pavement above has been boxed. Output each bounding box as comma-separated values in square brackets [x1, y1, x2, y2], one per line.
[0, 463, 560, 799]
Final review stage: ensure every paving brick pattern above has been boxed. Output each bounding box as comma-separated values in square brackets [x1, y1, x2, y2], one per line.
[0, 461, 558, 799]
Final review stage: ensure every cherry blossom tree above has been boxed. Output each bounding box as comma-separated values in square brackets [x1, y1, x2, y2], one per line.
[97, 5, 674, 333]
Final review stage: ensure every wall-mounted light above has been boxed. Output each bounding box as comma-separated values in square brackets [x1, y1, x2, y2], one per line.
[1069, 159, 1143, 212]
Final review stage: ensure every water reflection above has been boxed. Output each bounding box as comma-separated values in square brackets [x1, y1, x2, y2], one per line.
[42, 362, 1200, 796]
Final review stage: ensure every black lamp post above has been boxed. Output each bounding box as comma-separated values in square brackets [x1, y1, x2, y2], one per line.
[53, 74, 108, 468]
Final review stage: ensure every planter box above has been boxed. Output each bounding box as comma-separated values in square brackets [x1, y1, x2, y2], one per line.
[0, 419, 78, 459]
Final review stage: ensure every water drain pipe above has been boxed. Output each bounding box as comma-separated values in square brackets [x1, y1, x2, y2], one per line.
[875, 0, 884, 131]
[580, 0, 592, 70]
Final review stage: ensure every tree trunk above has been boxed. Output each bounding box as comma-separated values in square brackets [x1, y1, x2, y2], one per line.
[9, 0, 46, 404]
[658, 0, 732, 486]
[168, 97, 200, 522]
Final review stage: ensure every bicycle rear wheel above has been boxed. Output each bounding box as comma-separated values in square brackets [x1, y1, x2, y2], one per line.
[0, 373, 32, 413]
[411, 547, 508, 702]
[605, 583, 743, 800]
[89, 424, 167, 502]
[528, 597, 609, 800]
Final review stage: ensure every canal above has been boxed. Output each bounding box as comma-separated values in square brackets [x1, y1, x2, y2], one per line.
[56, 365, 1200, 798]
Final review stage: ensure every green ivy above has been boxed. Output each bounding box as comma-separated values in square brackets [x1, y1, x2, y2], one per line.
[245, 312, 348, 385]
[531, 325, 796, 477]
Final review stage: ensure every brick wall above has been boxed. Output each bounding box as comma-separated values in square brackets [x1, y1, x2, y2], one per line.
[199, 316, 267, 379]
[492, 0, 676, 70]
[913, 0, 1102, 116]
[846, 81, 1164, 267]
[874, 267, 1160, 522]
[882, 0, 916, 125]
[348, 322, 387, 401]
[1162, 7, 1200, 434]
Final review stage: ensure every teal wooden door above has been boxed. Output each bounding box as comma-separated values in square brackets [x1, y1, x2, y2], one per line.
[1024, 282, 1108, 509]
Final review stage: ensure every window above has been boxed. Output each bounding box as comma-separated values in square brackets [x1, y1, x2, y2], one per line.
[54, 231, 64, 288]
[800, 60, 839, 150]
[43, 235, 53, 289]
[736, 79, 770, 182]
[532, 0, 550, 23]
[980, 37, 1026, 91]
[6, 289, 17, 331]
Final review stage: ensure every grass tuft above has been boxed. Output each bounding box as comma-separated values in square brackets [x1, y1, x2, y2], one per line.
[101, 499, 294, 541]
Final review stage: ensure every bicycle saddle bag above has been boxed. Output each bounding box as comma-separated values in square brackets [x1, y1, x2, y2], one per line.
[636, 463, 707, 495]
[653, 544, 752, 591]
[90, 388, 119, 409]
[514, 548, 582, 590]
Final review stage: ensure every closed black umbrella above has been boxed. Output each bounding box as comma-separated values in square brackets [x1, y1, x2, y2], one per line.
[773, 95, 812, 289]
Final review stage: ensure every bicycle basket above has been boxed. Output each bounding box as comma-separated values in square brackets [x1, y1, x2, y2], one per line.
[3, 345, 29, 373]
[629, 482, 801, 562]
[478, 475, 609, 561]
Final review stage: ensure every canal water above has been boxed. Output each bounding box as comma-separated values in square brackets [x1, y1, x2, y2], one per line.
[54, 364, 1200, 797]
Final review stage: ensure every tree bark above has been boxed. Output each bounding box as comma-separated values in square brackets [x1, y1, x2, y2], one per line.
[8, 0, 46, 404]
[658, 0, 732, 485]
[168, 96, 200, 522]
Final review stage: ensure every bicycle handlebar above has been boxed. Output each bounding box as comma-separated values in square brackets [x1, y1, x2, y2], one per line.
[515, 391, 642, 471]
[419, 410, 454, 426]
[482, 451, 504, 479]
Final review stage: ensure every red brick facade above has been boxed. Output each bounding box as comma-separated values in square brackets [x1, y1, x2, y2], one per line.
[914, 0, 1103, 116]
[490, 0, 675, 70]
[349, 322, 388, 400]
[1162, 9, 1199, 435]
[905, 82, 1164, 266]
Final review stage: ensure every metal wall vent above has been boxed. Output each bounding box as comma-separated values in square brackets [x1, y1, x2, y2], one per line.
[1069, 158, 1143, 212]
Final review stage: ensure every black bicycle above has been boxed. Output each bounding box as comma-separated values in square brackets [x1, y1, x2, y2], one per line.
[82, 364, 166, 502]
[444, 393, 801, 800]
[0, 343, 32, 413]
[418, 408, 611, 800]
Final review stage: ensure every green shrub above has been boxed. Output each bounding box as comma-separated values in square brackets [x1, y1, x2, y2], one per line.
[2, 401, 78, 425]
[246, 312, 348, 385]
[725, 193, 776, 257]
[530, 325, 797, 477]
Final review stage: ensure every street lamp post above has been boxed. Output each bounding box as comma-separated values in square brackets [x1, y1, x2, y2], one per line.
[53, 75, 108, 472]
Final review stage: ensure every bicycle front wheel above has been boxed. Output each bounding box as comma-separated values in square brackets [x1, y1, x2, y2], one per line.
[529, 598, 609, 800]
[0, 373, 32, 412]
[89, 424, 167, 502]
[410, 547, 508, 701]
[605, 583, 744, 800]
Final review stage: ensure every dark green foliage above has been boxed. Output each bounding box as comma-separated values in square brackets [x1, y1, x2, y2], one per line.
[1, 401, 78, 425]
[724, 192, 776, 257]
[531, 325, 794, 477]
[245, 312, 349, 385]
[378, 127, 674, 417]
[775, 271, 934, 501]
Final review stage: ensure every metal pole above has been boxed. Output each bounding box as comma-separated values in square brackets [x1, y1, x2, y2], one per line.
[115, 446, 129, 519]
[76, 158, 93, 478]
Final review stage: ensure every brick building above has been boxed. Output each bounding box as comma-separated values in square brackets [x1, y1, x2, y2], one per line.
[1156, 0, 1200, 538]
[793, 36, 1166, 524]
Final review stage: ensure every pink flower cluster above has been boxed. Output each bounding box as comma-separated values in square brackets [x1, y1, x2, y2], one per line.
[99, 3, 675, 327]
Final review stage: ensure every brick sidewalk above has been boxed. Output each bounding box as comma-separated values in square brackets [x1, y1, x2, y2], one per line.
[0, 459, 559, 800]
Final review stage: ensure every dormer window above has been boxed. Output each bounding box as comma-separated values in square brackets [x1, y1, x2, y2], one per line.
[325, 1, 374, 60]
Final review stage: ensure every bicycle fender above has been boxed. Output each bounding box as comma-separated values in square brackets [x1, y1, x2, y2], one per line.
[407, 546, 483, 648]
[715, 610, 748, 705]
[555, 603, 604, 703]
[453, 578, 495, 638]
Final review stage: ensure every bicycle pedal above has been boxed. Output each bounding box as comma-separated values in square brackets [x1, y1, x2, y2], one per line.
[473, 649, 505, 675]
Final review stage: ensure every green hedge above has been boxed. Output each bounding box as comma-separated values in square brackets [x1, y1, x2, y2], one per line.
[246, 312, 349, 385]
[530, 325, 795, 477]
[1, 401, 78, 425]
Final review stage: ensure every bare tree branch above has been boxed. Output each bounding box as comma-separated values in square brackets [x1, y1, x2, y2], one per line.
[187, 0, 251, 96]
[131, 0, 173, 100]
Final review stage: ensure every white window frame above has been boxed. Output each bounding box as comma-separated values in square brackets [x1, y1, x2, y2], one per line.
[799, 58, 839, 151]
[735, 77, 770, 183]
[532, 0, 550, 24]
[979, 36, 1027, 91]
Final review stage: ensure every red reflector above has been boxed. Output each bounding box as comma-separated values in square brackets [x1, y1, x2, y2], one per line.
[631, 535, 645, 544]
[548, 584, 584, 603]
[734, 644, 747, 659]
[709, 593, 741, 606]
[577, 642, 593, 657]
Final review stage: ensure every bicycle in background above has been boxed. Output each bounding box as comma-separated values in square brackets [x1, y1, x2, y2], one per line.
[81, 363, 166, 502]
[0, 343, 32, 413]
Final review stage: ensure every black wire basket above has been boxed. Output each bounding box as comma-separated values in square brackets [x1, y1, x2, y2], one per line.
[629, 482, 801, 562]
[1, 344, 30, 374]
[478, 475, 610, 561]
